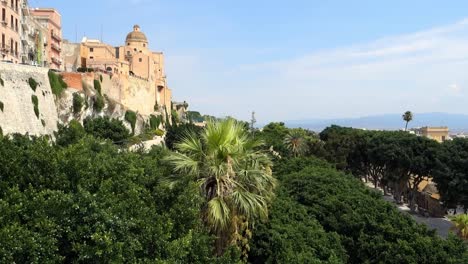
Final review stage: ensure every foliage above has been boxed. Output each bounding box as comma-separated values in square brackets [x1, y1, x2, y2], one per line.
[171, 109, 180, 124]
[94, 79, 102, 95]
[28, 77, 38, 91]
[165, 122, 203, 150]
[155, 128, 164, 137]
[48, 70, 67, 96]
[0, 135, 240, 263]
[31, 95, 39, 118]
[165, 119, 277, 256]
[433, 138, 468, 208]
[0, 101, 3, 112]
[93, 94, 105, 112]
[99, 74, 103, 82]
[41, 119, 46, 127]
[55, 120, 86, 147]
[284, 129, 308, 157]
[402, 110, 413, 130]
[83, 117, 131, 144]
[256, 122, 289, 157]
[154, 101, 158, 112]
[0, 76, 3, 86]
[124, 110, 137, 134]
[187, 111, 204, 122]
[451, 214, 468, 240]
[149, 114, 162, 130]
[72, 93, 84, 114]
[250, 156, 468, 263]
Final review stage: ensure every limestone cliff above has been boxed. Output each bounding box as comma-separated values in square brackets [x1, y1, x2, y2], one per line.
[0, 64, 166, 137]
[0, 63, 58, 136]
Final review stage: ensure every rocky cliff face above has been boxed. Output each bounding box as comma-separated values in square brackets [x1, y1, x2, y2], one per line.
[0, 64, 166, 138]
[0, 63, 58, 136]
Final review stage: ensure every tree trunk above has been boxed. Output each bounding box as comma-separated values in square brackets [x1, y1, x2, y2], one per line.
[405, 121, 408, 131]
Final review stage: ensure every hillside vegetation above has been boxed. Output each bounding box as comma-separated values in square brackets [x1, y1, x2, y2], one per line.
[0, 120, 466, 263]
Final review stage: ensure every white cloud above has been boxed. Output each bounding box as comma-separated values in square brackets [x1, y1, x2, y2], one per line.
[227, 18, 468, 120]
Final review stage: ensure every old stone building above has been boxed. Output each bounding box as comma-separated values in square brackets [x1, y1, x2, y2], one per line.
[1, 0, 22, 63]
[70, 25, 172, 116]
[30, 8, 62, 70]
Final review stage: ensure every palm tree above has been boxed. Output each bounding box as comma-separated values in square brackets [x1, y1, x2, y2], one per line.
[452, 214, 468, 240]
[164, 119, 276, 255]
[284, 129, 307, 157]
[402, 111, 413, 131]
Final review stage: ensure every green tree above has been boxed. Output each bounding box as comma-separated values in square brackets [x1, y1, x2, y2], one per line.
[165, 119, 276, 256]
[284, 129, 307, 157]
[83, 117, 131, 144]
[402, 111, 413, 131]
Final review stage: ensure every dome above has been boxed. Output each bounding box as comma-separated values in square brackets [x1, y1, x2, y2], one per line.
[125, 25, 148, 43]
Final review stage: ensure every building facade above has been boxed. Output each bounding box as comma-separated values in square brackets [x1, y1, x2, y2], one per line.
[0, 0, 22, 63]
[416, 126, 449, 143]
[20, 1, 47, 66]
[77, 25, 172, 114]
[30, 8, 62, 70]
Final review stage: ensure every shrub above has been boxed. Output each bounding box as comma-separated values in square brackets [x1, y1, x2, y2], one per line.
[48, 70, 66, 96]
[93, 94, 105, 112]
[77, 67, 86, 73]
[154, 129, 164, 137]
[41, 119, 46, 127]
[99, 75, 103, 82]
[154, 102, 158, 111]
[149, 114, 162, 129]
[54, 120, 86, 147]
[72, 93, 84, 114]
[83, 116, 131, 144]
[1, 76, 4, 86]
[31, 95, 39, 118]
[28, 77, 38, 91]
[125, 110, 137, 134]
[87, 68, 94, 72]
[0, 101, 3, 112]
[94, 79, 101, 95]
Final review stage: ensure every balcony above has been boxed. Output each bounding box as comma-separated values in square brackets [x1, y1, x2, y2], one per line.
[1, 20, 7, 27]
[1, 0, 7, 5]
[51, 32, 61, 42]
[21, 18, 28, 29]
[51, 57, 62, 65]
[51, 43, 61, 52]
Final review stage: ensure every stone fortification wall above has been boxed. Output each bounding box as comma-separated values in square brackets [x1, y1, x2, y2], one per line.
[121, 76, 156, 116]
[0, 63, 58, 136]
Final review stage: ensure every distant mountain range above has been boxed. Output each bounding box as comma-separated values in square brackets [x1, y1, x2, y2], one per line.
[284, 112, 468, 132]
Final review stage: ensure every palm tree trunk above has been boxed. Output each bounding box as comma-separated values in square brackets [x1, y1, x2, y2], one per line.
[405, 121, 408, 131]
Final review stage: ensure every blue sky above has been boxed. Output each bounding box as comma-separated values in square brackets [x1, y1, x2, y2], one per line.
[31, 0, 468, 122]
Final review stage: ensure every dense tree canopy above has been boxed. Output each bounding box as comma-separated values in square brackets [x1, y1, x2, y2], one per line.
[0, 134, 238, 263]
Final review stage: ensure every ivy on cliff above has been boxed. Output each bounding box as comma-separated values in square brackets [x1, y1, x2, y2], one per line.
[31, 95, 39, 118]
[48, 70, 67, 96]
[72, 93, 84, 114]
[0, 101, 3, 112]
[28, 77, 38, 91]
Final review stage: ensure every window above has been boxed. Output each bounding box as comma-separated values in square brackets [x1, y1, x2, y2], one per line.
[1, 34, 4, 48]
[2, 8, 5, 22]
[10, 0, 13, 8]
[90, 47, 94, 52]
[14, 41, 17, 55]
[134, 48, 136, 52]
[15, 18, 17, 31]
[15, 0, 17, 10]
[10, 38, 13, 53]
[139, 58, 142, 62]
[143, 43, 146, 47]
[139, 50, 142, 53]
[10, 15, 12, 29]
[127, 42, 130, 46]
[89, 56, 94, 59]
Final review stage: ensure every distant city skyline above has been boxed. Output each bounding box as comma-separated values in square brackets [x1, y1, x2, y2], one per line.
[33, 0, 468, 122]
